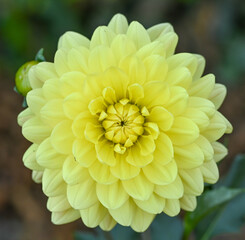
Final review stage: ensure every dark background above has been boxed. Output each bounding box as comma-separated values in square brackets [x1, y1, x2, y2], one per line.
[0, 0, 245, 239]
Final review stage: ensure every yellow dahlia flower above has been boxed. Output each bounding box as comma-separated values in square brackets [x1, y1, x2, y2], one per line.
[18, 14, 232, 232]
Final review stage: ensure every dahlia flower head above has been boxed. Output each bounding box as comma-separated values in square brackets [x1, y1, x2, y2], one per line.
[18, 14, 232, 232]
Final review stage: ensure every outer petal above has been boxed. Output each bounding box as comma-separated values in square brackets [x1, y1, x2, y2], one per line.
[99, 213, 117, 231]
[212, 142, 228, 162]
[163, 199, 180, 217]
[127, 21, 151, 49]
[134, 193, 165, 214]
[122, 172, 154, 201]
[147, 23, 174, 41]
[26, 89, 45, 115]
[179, 168, 204, 196]
[131, 208, 155, 232]
[50, 120, 74, 154]
[67, 178, 98, 210]
[42, 169, 66, 197]
[17, 108, 33, 127]
[36, 137, 66, 169]
[80, 203, 107, 228]
[58, 31, 90, 50]
[47, 194, 71, 212]
[108, 14, 128, 34]
[51, 209, 80, 225]
[22, 116, 51, 144]
[89, 160, 117, 184]
[180, 195, 197, 211]
[96, 181, 129, 209]
[208, 84, 227, 110]
[143, 160, 178, 185]
[154, 175, 183, 199]
[201, 160, 219, 184]
[23, 144, 43, 171]
[167, 117, 199, 146]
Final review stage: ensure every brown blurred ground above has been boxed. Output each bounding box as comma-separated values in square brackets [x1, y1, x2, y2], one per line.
[0, 0, 245, 239]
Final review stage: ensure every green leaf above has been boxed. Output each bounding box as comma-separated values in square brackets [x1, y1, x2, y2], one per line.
[151, 214, 183, 240]
[184, 187, 244, 240]
[35, 48, 46, 62]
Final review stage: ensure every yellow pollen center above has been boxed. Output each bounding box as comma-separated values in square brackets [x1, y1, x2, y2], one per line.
[102, 99, 145, 150]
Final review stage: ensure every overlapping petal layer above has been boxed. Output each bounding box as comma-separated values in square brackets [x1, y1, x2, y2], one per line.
[18, 13, 232, 232]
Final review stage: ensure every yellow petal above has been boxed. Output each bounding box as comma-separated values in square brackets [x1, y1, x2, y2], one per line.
[128, 84, 144, 104]
[195, 135, 214, 161]
[110, 154, 140, 180]
[58, 31, 89, 50]
[122, 172, 154, 201]
[32, 62, 58, 82]
[147, 106, 173, 131]
[17, 108, 33, 127]
[134, 193, 165, 214]
[51, 208, 80, 225]
[208, 83, 227, 110]
[182, 108, 209, 131]
[50, 120, 74, 154]
[165, 67, 192, 89]
[212, 142, 228, 163]
[137, 135, 156, 156]
[23, 144, 43, 171]
[140, 81, 170, 109]
[188, 96, 215, 118]
[72, 138, 96, 167]
[154, 175, 184, 199]
[28, 66, 43, 89]
[131, 208, 155, 232]
[90, 26, 115, 49]
[32, 170, 43, 183]
[22, 116, 51, 144]
[144, 122, 159, 139]
[109, 199, 135, 226]
[40, 99, 65, 127]
[143, 55, 168, 81]
[154, 132, 173, 165]
[179, 168, 204, 196]
[165, 86, 188, 116]
[119, 55, 146, 85]
[42, 78, 62, 100]
[163, 199, 180, 217]
[89, 160, 117, 184]
[67, 47, 89, 74]
[126, 145, 153, 167]
[192, 54, 205, 80]
[62, 155, 89, 185]
[88, 45, 116, 73]
[80, 202, 107, 228]
[189, 74, 215, 98]
[201, 112, 227, 142]
[157, 32, 178, 57]
[72, 111, 97, 138]
[26, 89, 45, 115]
[42, 169, 66, 197]
[127, 21, 151, 49]
[174, 143, 204, 169]
[99, 213, 117, 231]
[108, 14, 128, 34]
[88, 96, 107, 115]
[201, 160, 219, 184]
[143, 160, 178, 185]
[54, 49, 70, 76]
[111, 34, 136, 61]
[47, 195, 71, 212]
[63, 92, 86, 119]
[96, 181, 129, 209]
[95, 139, 117, 166]
[167, 117, 199, 146]
[180, 195, 197, 211]
[147, 23, 174, 41]
[84, 122, 104, 144]
[67, 178, 98, 210]
[167, 53, 197, 76]
[59, 71, 86, 97]
[36, 137, 66, 169]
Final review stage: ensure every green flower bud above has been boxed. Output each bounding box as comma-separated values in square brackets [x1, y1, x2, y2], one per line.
[15, 61, 38, 96]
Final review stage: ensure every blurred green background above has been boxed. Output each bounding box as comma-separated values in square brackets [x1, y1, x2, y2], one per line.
[0, 0, 245, 240]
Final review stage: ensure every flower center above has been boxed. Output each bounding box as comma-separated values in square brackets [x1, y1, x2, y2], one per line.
[102, 99, 145, 151]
